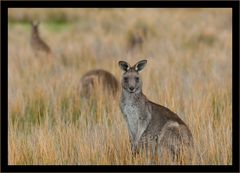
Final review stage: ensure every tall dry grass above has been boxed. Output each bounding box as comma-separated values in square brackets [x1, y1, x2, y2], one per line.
[8, 8, 232, 165]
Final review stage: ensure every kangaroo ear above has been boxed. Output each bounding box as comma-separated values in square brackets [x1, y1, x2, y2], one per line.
[119, 61, 130, 72]
[134, 60, 147, 72]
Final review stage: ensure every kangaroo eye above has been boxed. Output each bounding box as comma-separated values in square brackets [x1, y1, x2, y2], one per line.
[124, 77, 128, 82]
[135, 77, 139, 81]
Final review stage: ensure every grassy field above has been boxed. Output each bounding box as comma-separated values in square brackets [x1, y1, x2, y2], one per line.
[8, 8, 232, 165]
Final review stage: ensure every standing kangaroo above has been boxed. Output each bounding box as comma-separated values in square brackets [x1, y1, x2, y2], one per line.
[119, 60, 193, 161]
[30, 20, 51, 56]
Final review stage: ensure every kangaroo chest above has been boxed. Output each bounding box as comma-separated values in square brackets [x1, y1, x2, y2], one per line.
[122, 103, 139, 138]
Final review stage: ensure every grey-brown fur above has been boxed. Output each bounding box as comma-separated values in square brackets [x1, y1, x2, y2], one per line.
[79, 69, 119, 98]
[30, 20, 51, 55]
[127, 28, 148, 52]
[118, 60, 193, 160]
[128, 31, 143, 51]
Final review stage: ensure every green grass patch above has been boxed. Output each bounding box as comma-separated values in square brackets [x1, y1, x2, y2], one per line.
[8, 20, 72, 32]
[47, 21, 72, 32]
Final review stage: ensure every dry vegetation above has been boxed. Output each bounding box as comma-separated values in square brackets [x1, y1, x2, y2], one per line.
[8, 8, 232, 165]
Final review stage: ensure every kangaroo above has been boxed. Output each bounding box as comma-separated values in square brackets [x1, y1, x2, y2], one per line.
[118, 60, 193, 161]
[128, 31, 143, 51]
[127, 27, 148, 53]
[79, 69, 119, 98]
[30, 20, 51, 56]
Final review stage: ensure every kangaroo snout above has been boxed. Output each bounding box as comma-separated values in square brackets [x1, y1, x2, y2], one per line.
[129, 86, 135, 92]
[129, 86, 134, 91]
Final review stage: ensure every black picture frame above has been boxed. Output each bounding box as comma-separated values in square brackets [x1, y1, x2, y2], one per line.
[1, 1, 239, 172]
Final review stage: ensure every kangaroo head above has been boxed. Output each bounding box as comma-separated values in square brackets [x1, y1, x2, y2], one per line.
[118, 60, 147, 93]
[31, 20, 40, 33]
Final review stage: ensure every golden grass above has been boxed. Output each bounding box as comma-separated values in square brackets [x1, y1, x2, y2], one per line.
[8, 8, 232, 165]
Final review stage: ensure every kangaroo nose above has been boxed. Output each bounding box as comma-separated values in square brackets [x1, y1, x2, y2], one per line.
[129, 87, 134, 91]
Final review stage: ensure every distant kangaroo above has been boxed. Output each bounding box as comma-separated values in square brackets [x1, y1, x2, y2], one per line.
[118, 60, 193, 160]
[128, 31, 143, 51]
[79, 69, 119, 98]
[127, 28, 148, 52]
[30, 20, 51, 56]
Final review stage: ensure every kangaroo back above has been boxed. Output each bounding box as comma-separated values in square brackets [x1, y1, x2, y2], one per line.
[79, 69, 119, 99]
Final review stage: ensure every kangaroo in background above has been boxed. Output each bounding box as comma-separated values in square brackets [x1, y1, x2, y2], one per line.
[30, 20, 51, 56]
[79, 69, 119, 98]
[118, 60, 193, 161]
[128, 31, 144, 51]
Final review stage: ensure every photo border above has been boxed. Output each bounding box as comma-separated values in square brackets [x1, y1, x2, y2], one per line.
[1, 1, 239, 172]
